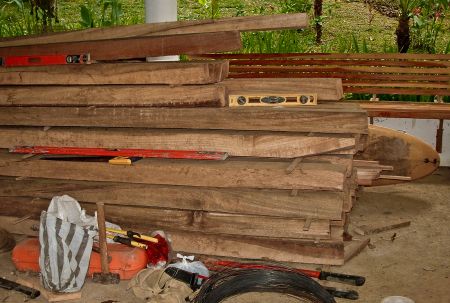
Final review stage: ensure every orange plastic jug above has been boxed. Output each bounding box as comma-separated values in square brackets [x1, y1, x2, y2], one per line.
[12, 238, 148, 280]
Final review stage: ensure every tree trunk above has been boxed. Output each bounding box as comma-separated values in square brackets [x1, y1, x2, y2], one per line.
[314, 0, 323, 44]
[396, 16, 410, 53]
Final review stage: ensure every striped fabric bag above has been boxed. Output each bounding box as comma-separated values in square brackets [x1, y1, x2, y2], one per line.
[39, 211, 96, 292]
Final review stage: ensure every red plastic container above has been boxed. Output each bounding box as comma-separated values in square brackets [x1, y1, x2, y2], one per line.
[12, 238, 148, 280]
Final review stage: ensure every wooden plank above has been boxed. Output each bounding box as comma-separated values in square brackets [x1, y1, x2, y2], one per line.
[193, 52, 450, 61]
[0, 84, 227, 107]
[0, 215, 39, 236]
[0, 127, 356, 158]
[228, 72, 450, 82]
[345, 81, 450, 89]
[224, 78, 343, 101]
[0, 61, 229, 85]
[170, 229, 344, 265]
[223, 58, 450, 68]
[229, 65, 450, 75]
[0, 177, 345, 220]
[0, 31, 242, 60]
[0, 196, 331, 239]
[355, 101, 450, 120]
[0, 13, 309, 47]
[345, 87, 450, 96]
[0, 104, 369, 134]
[0, 215, 343, 265]
[16, 278, 82, 302]
[0, 153, 348, 190]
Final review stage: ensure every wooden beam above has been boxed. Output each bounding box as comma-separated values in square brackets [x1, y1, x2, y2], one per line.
[0, 214, 343, 265]
[169, 229, 344, 265]
[0, 31, 242, 60]
[0, 104, 369, 134]
[354, 101, 450, 120]
[0, 153, 348, 190]
[0, 13, 309, 47]
[0, 177, 345, 220]
[0, 61, 228, 85]
[0, 196, 331, 240]
[0, 127, 356, 158]
[0, 84, 227, 107]
[224, 78, 344, 101]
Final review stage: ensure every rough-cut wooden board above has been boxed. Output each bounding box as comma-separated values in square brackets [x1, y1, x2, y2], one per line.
[0, 31, 241, 60]
[0, 13, 308, 47]
[0, 196, 331, 239]
[0, 215, 39, 236]
[0, 104, 368, 134]
[224, 78, 344, 101]
[0, 84, 227, 107]
[0, 127, 356, 158]
[0, 61, 228, 85]
[356, 125, 440, 186]
[0, 215, 343, 265]
[170, 229, 344, 265]
[0, 177, 345, 220]
[356, 101, 450, 119]
[0, 154, 347, 190]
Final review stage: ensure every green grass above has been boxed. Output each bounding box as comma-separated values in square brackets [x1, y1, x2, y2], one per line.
[1, 0, 449, 53]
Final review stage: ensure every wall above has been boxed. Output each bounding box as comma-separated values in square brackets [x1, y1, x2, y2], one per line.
[373, 118, 450, 166]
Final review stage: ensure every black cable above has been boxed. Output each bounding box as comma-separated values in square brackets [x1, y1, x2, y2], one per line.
[192, 267, 336, 303]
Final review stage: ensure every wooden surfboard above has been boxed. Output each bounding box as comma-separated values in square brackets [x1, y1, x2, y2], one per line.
[356, 125, 440, 186]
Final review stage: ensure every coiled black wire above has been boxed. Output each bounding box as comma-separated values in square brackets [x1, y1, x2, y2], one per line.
[192, 267, 336, 303]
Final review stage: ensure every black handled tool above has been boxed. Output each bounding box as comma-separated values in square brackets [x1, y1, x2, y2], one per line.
[0, 277, 40, 299]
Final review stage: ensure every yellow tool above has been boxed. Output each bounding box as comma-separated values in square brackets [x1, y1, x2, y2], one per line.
[229, 93, 318, 107]
[106, 228, 159, 243]
[106, 234, 148, 249]
[108, 156, 132, 165]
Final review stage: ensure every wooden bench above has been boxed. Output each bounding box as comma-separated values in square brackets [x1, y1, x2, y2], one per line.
[193, 53, 450, 102]
[192, 53, 450, 153]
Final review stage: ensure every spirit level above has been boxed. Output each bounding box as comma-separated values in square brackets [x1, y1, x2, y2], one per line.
[229, 93, 318, 107]
[0, 54, 91, 67]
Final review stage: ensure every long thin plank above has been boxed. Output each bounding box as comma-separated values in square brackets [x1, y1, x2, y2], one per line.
[229, 65, 450, 75]
[344, 81, 449, 89]
[0, 196, 331, 239]
[345, 87, 450, 96]
[170, 229, 344, 265]
[355, 101, 450, 119]
[0, 31, 242, 60]
[0, 127, 356, 158]
[0, 153, 347, 190]
[0, 61, 228, 85]
[0, 13, 309, 47]
[0, 177, 345, 220]
[0, 105, 369, 134]
[223, 58, 450, 68]
[0, 84, 227, 107]
[0, 214, 343, 265]
[193, 52, 450, 61]
[224, 78, 343, 101]
[229, 72, 450, 82]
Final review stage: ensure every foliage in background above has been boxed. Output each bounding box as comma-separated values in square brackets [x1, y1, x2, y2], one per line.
[79, 0, 123, 28]
[410, 0, 450, 53]
[197, 0, 221, 19]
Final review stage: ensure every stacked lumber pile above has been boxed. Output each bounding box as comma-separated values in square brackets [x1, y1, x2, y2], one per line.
[0, 14, 387, 265]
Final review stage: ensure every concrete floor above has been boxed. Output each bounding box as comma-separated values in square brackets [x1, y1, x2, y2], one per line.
[1, 168, 449, 302]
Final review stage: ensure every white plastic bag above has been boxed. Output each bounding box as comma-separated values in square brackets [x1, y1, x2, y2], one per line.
[166, 254, 209, 286]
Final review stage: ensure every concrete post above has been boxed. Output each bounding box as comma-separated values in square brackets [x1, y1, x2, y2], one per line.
[145, 0, 179, 61]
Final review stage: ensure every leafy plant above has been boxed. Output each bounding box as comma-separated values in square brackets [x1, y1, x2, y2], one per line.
[410, 0, 449, 53]
[197, 0, 221, 19]
[79, 0, 123, 28]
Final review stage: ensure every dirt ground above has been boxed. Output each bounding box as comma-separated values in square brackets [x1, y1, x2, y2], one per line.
[0, 168, 449, 303]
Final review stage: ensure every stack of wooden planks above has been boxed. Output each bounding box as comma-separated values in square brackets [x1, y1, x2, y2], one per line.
[0, 13, 387, 265]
